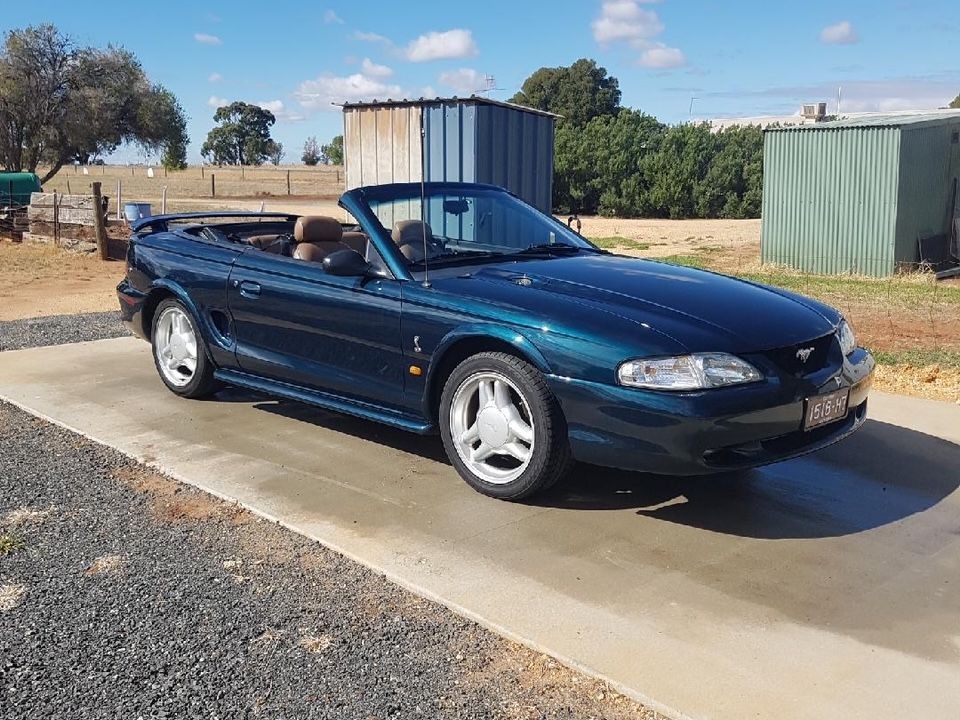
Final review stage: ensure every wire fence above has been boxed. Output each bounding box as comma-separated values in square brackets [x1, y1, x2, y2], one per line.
[37, 164, 346, 207]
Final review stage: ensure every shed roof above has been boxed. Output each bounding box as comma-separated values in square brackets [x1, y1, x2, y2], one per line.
[339, 95, 560, 119]
[766, 109, 960, 132]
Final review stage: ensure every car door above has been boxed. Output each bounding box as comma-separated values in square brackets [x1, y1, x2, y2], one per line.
[227, 247, 407, 410]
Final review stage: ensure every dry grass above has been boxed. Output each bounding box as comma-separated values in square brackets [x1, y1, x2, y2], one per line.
[2, 507, 52, 527]
[38, 164, 344, 207]
[297, 633, 333, 654]
[85, 553, 126, 575]
[0, 583, 26, 612]
[0, 241, 125, 320]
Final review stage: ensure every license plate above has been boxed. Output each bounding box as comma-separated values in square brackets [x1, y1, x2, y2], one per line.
[803, 388, 850, 430]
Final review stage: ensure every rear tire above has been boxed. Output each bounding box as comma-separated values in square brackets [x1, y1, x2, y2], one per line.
[439, 352, 572, 500]
[151, 299, 220, 399]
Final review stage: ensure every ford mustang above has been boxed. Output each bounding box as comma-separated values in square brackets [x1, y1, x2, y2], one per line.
[117, 182, 874, 500]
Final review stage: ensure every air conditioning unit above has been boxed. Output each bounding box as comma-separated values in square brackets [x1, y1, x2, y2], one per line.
[801, 103, 828, 121]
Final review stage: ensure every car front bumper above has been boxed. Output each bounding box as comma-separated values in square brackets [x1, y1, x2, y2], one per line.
[548, 348, 875, 475]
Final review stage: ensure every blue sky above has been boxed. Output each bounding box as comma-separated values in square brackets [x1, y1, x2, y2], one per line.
[4, 1, 958, 162]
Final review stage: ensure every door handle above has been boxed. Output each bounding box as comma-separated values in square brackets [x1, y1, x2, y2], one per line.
[239, 280, 261, 299]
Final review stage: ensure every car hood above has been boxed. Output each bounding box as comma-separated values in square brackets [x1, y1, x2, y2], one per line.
[433, 254, 839, 353]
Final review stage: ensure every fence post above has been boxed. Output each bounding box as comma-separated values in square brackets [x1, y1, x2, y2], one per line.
[241, 166, 245, 180]
[201, 165, 204, 179]
[53, 191, 59, 246]
[286, 170, 291, 195]
[66, 179, 72, 195]
[161, 186, 168, 214]
[91, 181, 109, 261]
[116, 180, 122, 220]
[211, 173, 216, 198]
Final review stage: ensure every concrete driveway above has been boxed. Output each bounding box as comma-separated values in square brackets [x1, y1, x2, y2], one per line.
[1, 337, 957, 720]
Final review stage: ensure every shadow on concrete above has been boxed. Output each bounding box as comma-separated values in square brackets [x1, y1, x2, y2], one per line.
[251, 397, 450, 464]
[246, 394, 958, 540]
[538, 419, 960, 539]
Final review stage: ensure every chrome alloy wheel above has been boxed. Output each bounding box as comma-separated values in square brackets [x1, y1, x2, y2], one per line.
[449, 371, 536, 485]
[154, 306, 199, 388]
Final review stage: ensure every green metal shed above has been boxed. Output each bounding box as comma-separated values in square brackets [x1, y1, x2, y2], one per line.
[761, 111, 960, 276]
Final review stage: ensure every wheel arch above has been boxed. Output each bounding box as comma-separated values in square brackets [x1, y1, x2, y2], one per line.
[141, 281, 202, 343]
[423, 327, 552, 422]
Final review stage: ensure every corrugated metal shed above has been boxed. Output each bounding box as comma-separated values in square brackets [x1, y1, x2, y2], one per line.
[342, 97, 557, 212]
[762, 111, 960, 276]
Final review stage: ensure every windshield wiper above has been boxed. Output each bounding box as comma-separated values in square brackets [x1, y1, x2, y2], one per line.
[512, 243, 582, 256]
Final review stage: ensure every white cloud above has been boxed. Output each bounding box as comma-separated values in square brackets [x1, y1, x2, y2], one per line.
[404, 29, 477, 62]
[194, 33, 222, 46]
[208, 72, 223, 83]
[323, 9, 344, 24]
[438, 68, 487, 94]
[256, 99, 304, 122]
[820, 21, 859, 45]
[361, 57, 393, 78]
[592, 0, 663, 45]
[638, 44, 686, 68]
[207, 95, 230, 109]
[354, 31, 389, 43]
[296, 73, 404, 109]
[592, 0, 685, 69]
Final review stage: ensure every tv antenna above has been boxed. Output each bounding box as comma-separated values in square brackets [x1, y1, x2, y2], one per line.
[419, 109, 430, 288]
[476, 75, 500, 94]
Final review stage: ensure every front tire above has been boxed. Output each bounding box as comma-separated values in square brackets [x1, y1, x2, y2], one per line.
[151, 299, 219, 399]
[439, 352, 572, 500]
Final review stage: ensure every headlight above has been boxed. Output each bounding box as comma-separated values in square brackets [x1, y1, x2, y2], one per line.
[837, 320, 856, 356]
[617, 353, 762, 391]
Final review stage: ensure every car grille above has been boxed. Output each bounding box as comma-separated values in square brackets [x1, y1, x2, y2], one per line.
[766, 332, 836, 375]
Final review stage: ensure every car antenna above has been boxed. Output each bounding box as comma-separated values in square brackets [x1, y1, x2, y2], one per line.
[419, 109, 431, 288]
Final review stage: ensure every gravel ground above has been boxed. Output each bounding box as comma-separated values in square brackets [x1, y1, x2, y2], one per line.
[0, 311, 126, 352]
[0, 314, 659, 720]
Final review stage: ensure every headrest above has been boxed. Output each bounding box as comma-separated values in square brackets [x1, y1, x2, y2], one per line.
[295, 216, 342, 244]
[392, 219, 433, 246]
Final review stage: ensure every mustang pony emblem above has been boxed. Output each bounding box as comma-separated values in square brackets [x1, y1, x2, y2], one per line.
[796, 347, 815, 363]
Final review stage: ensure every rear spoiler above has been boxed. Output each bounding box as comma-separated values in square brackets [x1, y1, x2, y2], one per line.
[131, 211, 301, 235]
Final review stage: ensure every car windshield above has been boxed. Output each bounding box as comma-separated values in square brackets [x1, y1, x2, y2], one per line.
[360, 185, 596, 267]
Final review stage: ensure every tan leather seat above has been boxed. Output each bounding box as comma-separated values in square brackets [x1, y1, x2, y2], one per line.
[392, 220, 434, 261]
[341, 231, 368, 255]
[246, 235, 284, 253]
[292, 215, 348, 263]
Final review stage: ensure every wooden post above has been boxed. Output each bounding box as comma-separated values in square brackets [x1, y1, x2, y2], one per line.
[66, 179, 72, 194]
[286, 170, 291, 195]
[241, 166, 245, 180]
[161, 186, 167, 214]
[211, 173, 216, 197]
[91, 181, 109, 260]
[201, 165, 204, 179]
[52, 191, 59, 246]
[116, 180, 122, 220]
[131, 166, 135, 176]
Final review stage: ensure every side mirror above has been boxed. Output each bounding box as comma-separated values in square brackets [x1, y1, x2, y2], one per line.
[323, 248, 370, 277]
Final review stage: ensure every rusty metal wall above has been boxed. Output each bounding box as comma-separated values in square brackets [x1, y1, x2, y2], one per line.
[343, 98, 555, 213]
[343, 105, 423, 191]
